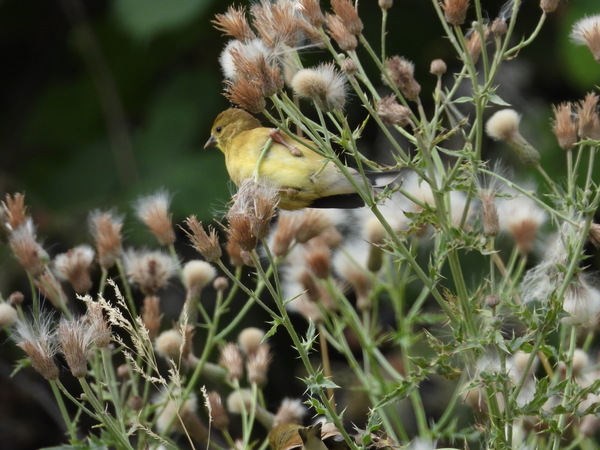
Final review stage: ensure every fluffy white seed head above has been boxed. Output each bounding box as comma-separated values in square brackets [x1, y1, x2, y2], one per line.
[0, 303, 18, 328]
[182, 260, 217, 292]
[219, 38, 271, 80]
[237, 327, 266, 355]
[570, 15, 600, 62]
[486, 109, 521, 141]
[291, 63, 347, 111]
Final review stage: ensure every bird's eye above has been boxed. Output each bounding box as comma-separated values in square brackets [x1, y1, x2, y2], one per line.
[215, 126, 222, 133]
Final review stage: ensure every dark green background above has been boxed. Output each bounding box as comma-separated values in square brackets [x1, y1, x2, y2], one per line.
[0, 0, 598, 448]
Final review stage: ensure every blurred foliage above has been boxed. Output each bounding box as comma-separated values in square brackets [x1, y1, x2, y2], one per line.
[1, 0, 599, 448]
[0, 0, 591, 246]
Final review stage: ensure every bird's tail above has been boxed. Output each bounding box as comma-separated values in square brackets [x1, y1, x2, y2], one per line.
[361, 169, 402, 188]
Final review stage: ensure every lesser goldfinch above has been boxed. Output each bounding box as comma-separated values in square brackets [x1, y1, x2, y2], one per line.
[205, 108, 399, 210]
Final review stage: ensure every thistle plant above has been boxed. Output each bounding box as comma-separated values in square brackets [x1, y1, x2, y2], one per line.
[2, 1, 600, 449]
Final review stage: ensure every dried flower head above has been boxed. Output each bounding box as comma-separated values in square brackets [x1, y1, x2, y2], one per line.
[35, 270, 68, 310]
[377, 95, 411, 127]
[219, 342, 244, 382]
[570, 15, 600, 63]
[497, 194, 547, 254]
[212, 5, 255, 42]
[57, 316, 97, 377]
[273, 398, 307, 427]
[326, 13, 358, 51]
[123, 249, 177, 295]
[238, 327, 266, 355]
[299, 0, 325, 27]
[246, 344, 272, 386]
[156, 391, 208, 443]
[207, 392, 230, 430]
[8, 291, 24, 307]
[227, 179, 279, 250]
[589, 223, 600, 248]
[155, 328, 183, 362]
[552, 102, 579, 150]
[441, 0, 470, 25]
[134, 189, 176, 246]
[88, 209, 123, 269]
[384, 56, 421, 101]
[576, 92, 600, 140]
[490, 18, 507, 36]
[465, 26, 490, 64]
[219, 38, 271, 81]
[8, 220, 49, 277]
[295, 210, 333, 243]
[85, 302, 112, 348]
[225, 78, 267, 113]
[486, 109, 540, 167]
[142, 296, 162, 340]
[429, 58, 447, 76]
[2, 193, 28, 230]
[0, 303, 18, 328]
[304, 243, 331, 279]
[292, 63, 347, 111]
[562, 276, 600, 326]
[270, 212, 299, 257]
[53, 245, 95, 293]
[14, 315, 59, 380]
[379, 0, 393, 10]
[331, 0, 363, 35]
[540, 0, 560, 14]
[182, 216, 222, 262]
[182, 260, 217, 294]
[251, 0, 302, 49]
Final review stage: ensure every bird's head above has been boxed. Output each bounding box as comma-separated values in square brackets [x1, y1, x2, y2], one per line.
[204, 108, 262, 152]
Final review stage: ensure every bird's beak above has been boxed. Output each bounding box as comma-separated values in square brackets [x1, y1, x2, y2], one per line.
[204, 135, 217, 149]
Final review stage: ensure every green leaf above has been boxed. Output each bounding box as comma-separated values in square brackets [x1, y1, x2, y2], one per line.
[488, 93, 511, 106]
[451, 96, 474, 104]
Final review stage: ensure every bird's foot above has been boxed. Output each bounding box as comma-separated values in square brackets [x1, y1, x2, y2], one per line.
[269, 129, 302, 157]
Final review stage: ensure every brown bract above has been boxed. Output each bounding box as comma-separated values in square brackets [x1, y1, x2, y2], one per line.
[441, 0, 470, 26]
[212, 5, 255, 42]
[552, 102, 578, 150]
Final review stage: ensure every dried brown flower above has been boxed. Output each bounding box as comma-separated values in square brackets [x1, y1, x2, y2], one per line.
[571, 15, 600, 63]
[9, 221, 49, 277]
[207, 392, 230, 430]
[251, 0, 301, 48]
[35, 270, 68, 310]
[212, 5, 255, 42]
[299, 0, 325, 27]
[225, 78, 267, 114]
[14, 316, 59, 380]
[122, 249, 177, 296]
[326, 13, 358, 51]
[57, 317, 95, 378]
[294, 210, 333, 243]
[384, 56, 421, 101]
[429, 58, 447, 76]
[441, 0, 470, 26]
[53, 245, 95, 294]
[88, 209, 123, 270]
[552, 102, 579, 150]
[377, 95, 411, 127]
[331, 0, 363, 35]
[246, 344, 272, 386]
[540, 0, 560, 14]
[576, 92, 600, 140]
[2, 193, 28, 230]
[142, 296, 162, 340]
[219, 342, 244, 382]
[134, 190, 176, 246]
[183, 216, 222, 263]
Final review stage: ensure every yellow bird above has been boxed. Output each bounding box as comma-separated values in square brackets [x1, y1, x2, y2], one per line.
[205, 108, 399, 210]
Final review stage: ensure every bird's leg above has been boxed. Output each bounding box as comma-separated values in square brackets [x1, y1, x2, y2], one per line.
[268, 129, 302, 157]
